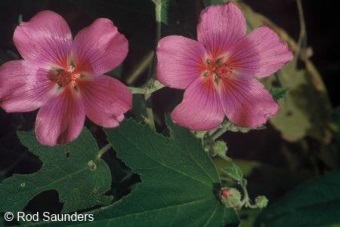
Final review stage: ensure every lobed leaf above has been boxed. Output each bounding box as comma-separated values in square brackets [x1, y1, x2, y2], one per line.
[81, 118, 238, 226]
[0, 128, 112, 214]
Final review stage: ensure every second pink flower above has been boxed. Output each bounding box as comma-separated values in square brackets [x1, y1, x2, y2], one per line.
[156, 3, 293, 131]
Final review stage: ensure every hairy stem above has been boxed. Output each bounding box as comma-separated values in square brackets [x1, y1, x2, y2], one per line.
[239, 179, 257, 209]
[211, 127, 228, 141]
[129, 87, 146, 94]
[97, 143, 112, 159]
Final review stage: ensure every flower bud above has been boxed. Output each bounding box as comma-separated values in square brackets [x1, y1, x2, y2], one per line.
[220, 187, 242, 209]
[213, 140, 228, 156]
[255, 195, 268, 209]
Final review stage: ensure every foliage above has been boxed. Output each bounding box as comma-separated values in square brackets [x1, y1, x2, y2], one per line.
[256, 171, 340, 227]
[0, 128, 112, 214]
[84, 118, 238, 226]
[270, 87, 288, 101]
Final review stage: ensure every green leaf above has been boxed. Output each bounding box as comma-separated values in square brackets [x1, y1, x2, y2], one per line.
[270, 87, 288, 101]
[85, 118, 238, 226]
[0, 128, 112, 214]
[255, 171, 340, 227]
[203, 0, 229, 7]
[223, 163, 243, 181]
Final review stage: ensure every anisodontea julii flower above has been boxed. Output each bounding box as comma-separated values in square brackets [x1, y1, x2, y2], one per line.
[0, 11, 132, 146]
[156, 3, 293, 130]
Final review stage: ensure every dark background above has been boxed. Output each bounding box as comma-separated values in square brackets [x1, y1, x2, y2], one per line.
[245, 0, 340, 107]
[0, 0, 339, 222]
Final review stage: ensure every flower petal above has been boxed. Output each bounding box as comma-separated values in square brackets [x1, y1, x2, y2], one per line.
[79, 75, 132, 128]
[197, 3, 246, 57]
[13, 10, 72, 68]
[0, 60, 54, 112]
[35, 88, 85, 146]
[227, 26, 293, 78]
[171, 78, 224, 131]
[156, 35, 207, 89]
[219, 77, 279, 128]
[72, 18, 128, 75]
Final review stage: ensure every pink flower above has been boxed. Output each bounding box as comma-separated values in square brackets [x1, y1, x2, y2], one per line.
[156, 3, 293, 130]
[0, 11, 132, 146]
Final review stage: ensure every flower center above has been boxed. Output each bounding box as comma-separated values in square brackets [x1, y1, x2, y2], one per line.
[48, 69, 73, 87]
[204, 58, 234, 83]
[214, 64, 233, 78]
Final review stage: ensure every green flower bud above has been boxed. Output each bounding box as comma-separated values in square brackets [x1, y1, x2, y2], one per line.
[213, 140, 228, 156]
[255, 195, 268, 209]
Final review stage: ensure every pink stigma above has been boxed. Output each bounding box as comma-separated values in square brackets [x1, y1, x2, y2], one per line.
[203, 58, 234, 84]
[48, 69, 73, 87]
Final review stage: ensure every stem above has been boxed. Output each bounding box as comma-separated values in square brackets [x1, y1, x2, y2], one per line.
[129, 80, 165, 95]
[126, 51, 154, 85]
[147, 0, 163, 80]
[220, 176, 235, 184]
[211, 127, 228, 140]
[219, 154, 232, 162]
[145, 80, 165, 100]
[18, 14, 23, 24]
[146, 107, 156, 129]
[155, 2, 162, 45]
[129, 87, 146, 94]
[294, 0, 307, 66]
[239, 179, 257, 209]
[97, 143, 112, 159]
[143, 0, 164, 129]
